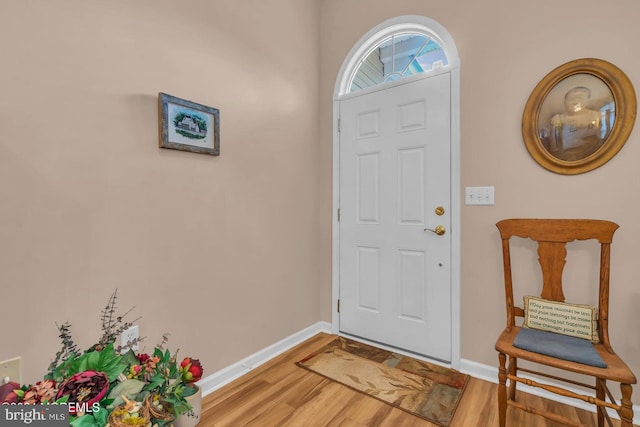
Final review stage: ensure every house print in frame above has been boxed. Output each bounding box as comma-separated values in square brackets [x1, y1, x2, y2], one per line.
[158, 92, 220, 156]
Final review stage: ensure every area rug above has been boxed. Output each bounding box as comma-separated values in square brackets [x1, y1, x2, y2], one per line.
[296, 337, 469, 426]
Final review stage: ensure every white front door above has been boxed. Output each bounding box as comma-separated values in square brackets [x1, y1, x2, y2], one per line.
[339, 71, 452, 361]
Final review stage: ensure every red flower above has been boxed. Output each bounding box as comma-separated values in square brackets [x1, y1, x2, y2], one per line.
[127, 364, 143, 379]
[180, 357, 203, 383]
[137, 353, 151, 363]
[0, 381, 20, 403]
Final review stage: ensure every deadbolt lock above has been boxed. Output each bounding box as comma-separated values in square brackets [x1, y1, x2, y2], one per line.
[435, 206, 445, 216]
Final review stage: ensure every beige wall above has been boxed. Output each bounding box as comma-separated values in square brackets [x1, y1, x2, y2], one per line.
[0, 0, 322, 385]
[2, 0, 639, 390]
[319, 0, 640, 381]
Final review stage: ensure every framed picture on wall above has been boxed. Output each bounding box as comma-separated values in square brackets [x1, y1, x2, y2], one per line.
[158, 93, 220, 156]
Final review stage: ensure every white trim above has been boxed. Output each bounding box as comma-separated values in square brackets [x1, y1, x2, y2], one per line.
[338, 65, 452, 101]
[331, 15, 461, 369]
[460, 358, 640, 425]
[460, 358, 502, 384]
[331, 99, 341, 336]
[449, 65, 461, 371]
[197, 322, 332, 396]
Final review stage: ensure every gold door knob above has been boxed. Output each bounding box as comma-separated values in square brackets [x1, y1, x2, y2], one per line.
[424, 225, 446, 236]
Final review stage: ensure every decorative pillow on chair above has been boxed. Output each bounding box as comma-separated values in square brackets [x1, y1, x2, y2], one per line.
[523, 295, 599, 343]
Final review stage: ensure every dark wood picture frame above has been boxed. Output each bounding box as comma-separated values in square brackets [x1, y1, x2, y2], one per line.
[158, 93, 220, 156]
[522, 58, 636, 175]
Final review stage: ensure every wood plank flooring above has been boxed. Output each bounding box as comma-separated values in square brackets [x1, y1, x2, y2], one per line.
[200, 333, 636, 426]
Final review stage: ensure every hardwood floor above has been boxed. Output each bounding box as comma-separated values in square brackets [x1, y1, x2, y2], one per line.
[200, 333, 636, 426]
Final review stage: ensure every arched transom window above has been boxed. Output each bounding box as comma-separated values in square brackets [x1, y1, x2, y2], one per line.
[348, 33, 448, 93]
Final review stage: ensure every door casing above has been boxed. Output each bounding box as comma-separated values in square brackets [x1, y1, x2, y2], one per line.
[331, 15, 461, 368]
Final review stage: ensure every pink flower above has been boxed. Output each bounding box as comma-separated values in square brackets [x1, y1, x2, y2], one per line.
[55, 371, 108, 414]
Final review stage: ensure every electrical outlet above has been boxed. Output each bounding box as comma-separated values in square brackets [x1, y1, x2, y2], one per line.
[120, 325, 139, 354]
[0, 357, 21, 384]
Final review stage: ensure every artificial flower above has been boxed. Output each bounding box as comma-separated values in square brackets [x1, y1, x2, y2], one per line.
[180, 357, 203, 383]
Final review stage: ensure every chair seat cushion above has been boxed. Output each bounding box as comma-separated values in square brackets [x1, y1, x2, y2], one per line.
[513, 328, 607, 368]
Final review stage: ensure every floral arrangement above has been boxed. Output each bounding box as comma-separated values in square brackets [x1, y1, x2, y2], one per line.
[0, 290, 203, 427]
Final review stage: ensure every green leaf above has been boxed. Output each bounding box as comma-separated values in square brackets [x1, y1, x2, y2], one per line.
[70, 414, 99, 427]
[144, 376, 165, 392]
[100, 397, 114, 407]
[107, 379, 145, 408]
[54, 394, 70, 404]
[93, 406, 109, 426]
[155, 419, 174, 427]
[78, 351, 100, 372]
[181, 385, 198, 398]
[172, 400, 191, 416]
[95, 344, 126, 381]
[120, 349, 139, 366]
[61, 343, 125, 381]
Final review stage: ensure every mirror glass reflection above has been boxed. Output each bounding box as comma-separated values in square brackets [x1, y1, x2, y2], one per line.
[538, 74, 615, 161]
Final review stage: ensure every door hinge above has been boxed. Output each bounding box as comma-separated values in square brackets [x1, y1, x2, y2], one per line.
[337, 208, 340, 222]
[337, 117, 341, 133]
[337, 299, 340, 313]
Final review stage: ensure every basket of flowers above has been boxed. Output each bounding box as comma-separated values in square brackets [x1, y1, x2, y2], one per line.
[0, 290, 203, 427]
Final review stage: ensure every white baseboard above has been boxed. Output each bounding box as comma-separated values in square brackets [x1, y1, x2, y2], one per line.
[460, 358, 640, 425]
[197, 321, 332, 396]
[195, 324, 638, 425]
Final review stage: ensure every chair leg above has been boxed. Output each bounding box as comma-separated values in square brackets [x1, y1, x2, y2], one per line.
[596, 378, 605, 427]
[498, 352, 507, 427]
[508, 357, 517, 401]
[620, 383, 634, 427]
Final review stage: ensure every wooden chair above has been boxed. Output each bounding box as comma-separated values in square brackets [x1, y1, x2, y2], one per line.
[495, 219, 636, 427]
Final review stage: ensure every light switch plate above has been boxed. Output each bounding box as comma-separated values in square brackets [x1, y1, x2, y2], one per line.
[465, 186, 495, 205]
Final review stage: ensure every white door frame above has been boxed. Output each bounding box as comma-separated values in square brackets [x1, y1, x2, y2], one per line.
[331, 15, 461, 369]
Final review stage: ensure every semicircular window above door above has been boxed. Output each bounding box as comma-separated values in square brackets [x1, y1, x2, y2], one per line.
[348, 33, 448, 93]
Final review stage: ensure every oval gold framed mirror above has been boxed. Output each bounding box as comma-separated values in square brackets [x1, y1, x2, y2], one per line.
[522, 58, 636, 174]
